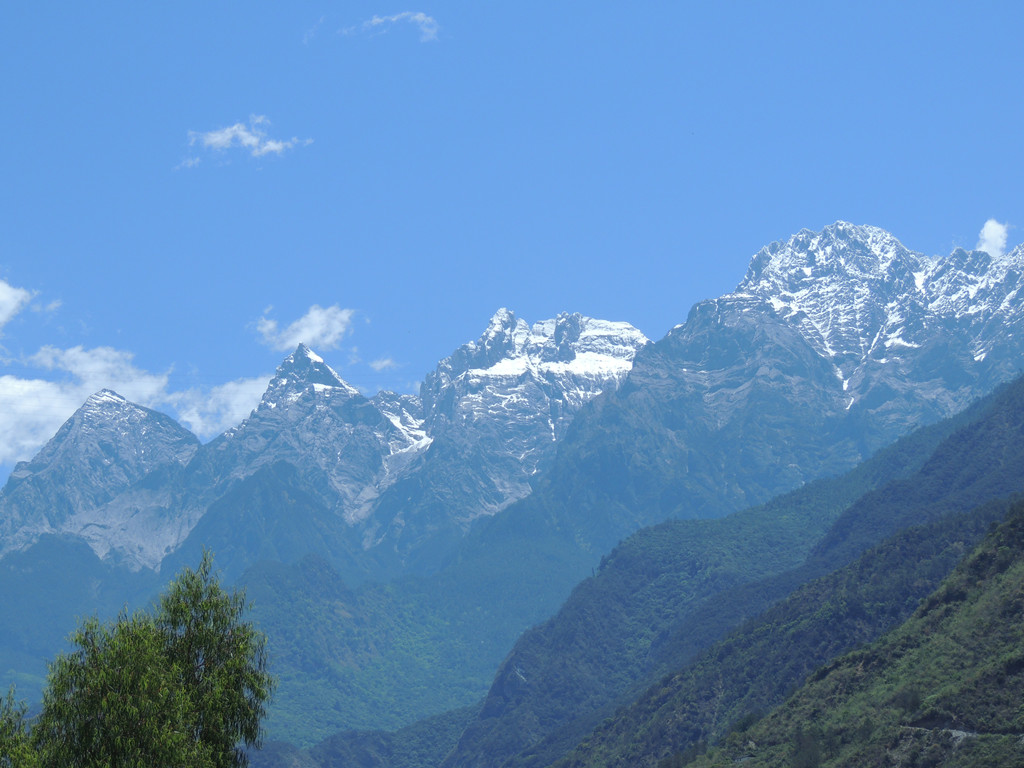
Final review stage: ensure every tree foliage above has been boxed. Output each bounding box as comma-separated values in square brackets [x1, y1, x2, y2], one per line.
[9, 551, 273, 768]
[1, 686, 38, 768]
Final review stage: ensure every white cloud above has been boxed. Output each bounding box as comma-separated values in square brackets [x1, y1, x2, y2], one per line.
[169, 376, 270, 440]
[0, 343, 273, 464]
[257, 304, 356, 352]
[0, 279, 34, 333]
[976, 219, 1009, 259]
[0, 375, 86, 465]
[0, 346, 172, 466]
[369, 357, 398, 371]
[354, 11, 439, 42]
[187, 115, 312, 162]
[31, 345, 171, 405]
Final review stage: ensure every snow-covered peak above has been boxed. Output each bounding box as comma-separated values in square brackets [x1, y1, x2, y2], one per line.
[710, 220, 1024, 388]
[724, 222, 924, 362]
[83, 388, 130, 410]
[295, 342, 324, 364]
[431, 310, 649, 389]
[737, 221, 920, 298]
[263, 344, 360, 401]
[483, 308, 521, 339]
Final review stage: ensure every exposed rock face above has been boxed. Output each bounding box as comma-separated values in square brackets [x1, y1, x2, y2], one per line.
[205, 344, 429, 524]
[0, 316, 648, 574]
[541, 223, 1024, 544]
[361, 310, 649, 570]
[0, 390, 199, 565]
[3, 222, 1022, 575]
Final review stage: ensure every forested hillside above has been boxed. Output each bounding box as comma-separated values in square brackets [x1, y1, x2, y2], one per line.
[443, 376, 1024, 768]
[687, 498, 1024, 767]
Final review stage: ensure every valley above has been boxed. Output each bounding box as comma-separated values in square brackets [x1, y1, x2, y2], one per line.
[4, 222, 1024, 766]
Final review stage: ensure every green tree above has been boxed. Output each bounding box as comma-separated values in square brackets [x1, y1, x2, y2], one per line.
[1, 686, 39, 768]
[156, 551, 274, 766]
[31, 551, 273, 768]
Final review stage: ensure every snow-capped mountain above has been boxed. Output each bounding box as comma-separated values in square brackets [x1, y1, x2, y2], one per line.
[0, 313, 647, 574]
[546, 221, 1024, 544]
[3, 223, 1021, 576]
[419, 309, 648, 508]
[354, 310, 650, 569]
[732, 221, 1024, 396]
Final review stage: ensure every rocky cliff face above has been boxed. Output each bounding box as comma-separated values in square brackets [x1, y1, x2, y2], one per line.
[203, 344, 429, 524]
[418, 309, 649, 517]
[358, 310, 650, 570]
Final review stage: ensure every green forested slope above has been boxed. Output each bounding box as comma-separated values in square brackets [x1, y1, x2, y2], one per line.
[557, 498, 1014, 768]
[544, 377, 1024, 768]
[687, 499, 1024, 768]
[438, 383, 1015, 768]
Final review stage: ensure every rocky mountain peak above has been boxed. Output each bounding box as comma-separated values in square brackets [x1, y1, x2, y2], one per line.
[422, 310, 648, 415]
[258, 344, 361, 409]
[82, 388, 129, 410]
[22, 390, 198, 469]
[0, 391, 200, 560]
[737, 221, 919, 299]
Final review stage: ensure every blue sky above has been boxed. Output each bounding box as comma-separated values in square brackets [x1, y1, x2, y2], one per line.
[0, 1, 1022, 473]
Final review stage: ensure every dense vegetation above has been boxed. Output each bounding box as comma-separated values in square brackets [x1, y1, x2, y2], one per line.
[687, 498, 1024, 767]
[558, 498, 1014, 767]
[0, 553, 273, 767]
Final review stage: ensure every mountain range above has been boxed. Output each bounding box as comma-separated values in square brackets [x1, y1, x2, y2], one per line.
[2, 220, 1024, 753]
[0, 311, 648, 582]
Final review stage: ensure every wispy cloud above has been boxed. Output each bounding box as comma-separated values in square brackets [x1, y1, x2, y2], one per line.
[976, 218, 1009, 258]
[31, 345, 172, 406]
[169, 376, 271, 439]
[370, 357, 398, 371]
[0, 345, 273, 463]
[344, 11, 440, 42]
[0, 345, 172, 465]
[257, 304, 357, 352]
[183, 115, 312, 166]
[304, 15, 326, 45]
[0, 279, 35, 333]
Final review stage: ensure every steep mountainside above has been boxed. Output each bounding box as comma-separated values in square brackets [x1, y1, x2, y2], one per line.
[688, 499, 1024, 768]
[540, 223, 1024, 549]
[358, 310, 649, 573]
[552, 500, 1012, 768]
[441, 375, 1024, 768]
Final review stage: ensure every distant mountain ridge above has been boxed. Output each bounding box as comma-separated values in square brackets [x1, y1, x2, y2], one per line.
[0, 310, 648, 575]
[536, 222, 1024, 547]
